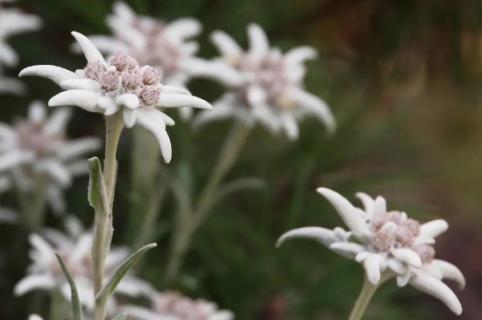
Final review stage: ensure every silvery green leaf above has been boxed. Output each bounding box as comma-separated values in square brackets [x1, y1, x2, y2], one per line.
[87, 157, 108, 216]
[55, 253, 83, 320]
[96, 243, 157, 305]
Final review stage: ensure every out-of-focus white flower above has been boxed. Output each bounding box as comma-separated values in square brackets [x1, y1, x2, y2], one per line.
[277, 187, 465, 315]
[14, 216, 152, 313]
[28, 315, 43, 320]
[125, 290, 234, 320]
[0, 0, 41, 94]
[194, 23, 335, 140]
[20, 31, 212, 162]
[0, 101, 100, 214]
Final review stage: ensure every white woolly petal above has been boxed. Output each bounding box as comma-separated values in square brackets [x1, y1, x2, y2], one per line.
[355, 192, 375, 214]
[112, 1, 136, 21]
[60, 78, 100, 91]
[419, 219, 449, 240]
[57, 137, 101, 161]
[410, 271, 462, 315]
[48, 90, 101, 113]
[136, 110, 172, 163]
[167, 18, 202, 39]
[82, 35, 129, 54]
[161, 85, 191, 95]
[14, 274, 55, 296]
[0, 42, 18, 66]
[44, 108, 72, 135]
[116, 93, 140, 109]
[193, 99, 237, 127]
[98, 96, 119, 115]
[28, 101, 46, 123]
[247, 23, 269, 57]
[363, 254, 385, 285]
[211, 30, 242, 58]
[427, 260, 465, 289]
[277, 227, 337, 248]
[316, 187, 370, 238]
[123, 306, 160, 320]
[36, 160, 71, 187]
[285, 46, 318, 66]
[123, 108, 138, 128]
[387, 258, 408, 275]
[28, 314, 44, 320]
[391, 248, 423, 267]
[287, 88, 336, 133]
[329, 242, 365, 256]
[397, 273, 411, 287]
[71, 31, 105, 64]
[280, 112, 299, 140]
[0, 76, 25, 95]
[0, 150, 34, 171]
[157, 93, 212, 110]
[19, 65, 78, 85]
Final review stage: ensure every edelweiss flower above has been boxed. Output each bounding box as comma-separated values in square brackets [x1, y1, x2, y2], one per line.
[15, 216, 152, 313]
[277, 187, 465, 315]
[19, 31, 212, 162]
[125, 290, 234, 320]
[194, 23, 335, 140]
[0, 101, 100, 213]
[28, 315, 43, 320]
[0, 0, 41, 94]
[87, 2, 205, 87]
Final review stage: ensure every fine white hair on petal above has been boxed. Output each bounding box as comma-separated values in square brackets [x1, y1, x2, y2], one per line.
[14, 274, 55, 296]
[136, 110, 172, 163]
[276, 227, 337, 248]
[247, 23, 270, 58]
[48, 89, 100, 113]
[60, 78, 100, 91]
[284, 46, 318, 66]
[419, 219, 449, 240]
[156, 93, 212, 110]
[161, 85, 191, 96]
[391, 248, 423, 268]
[27, 101, 46, 124]
[363, 254, 385, 285]
[71, 31, 105, 64]
[19, 65, 79, 85]
[287, 88, 336, 133]
[116, 93, 140, 109]
[410, 271, 463, 315]
[428, 260, 466, 289]
[44, 108, 72, 135]
[316, 187, 370, 238]
[123, 108, 138, 128]
[210, 30, 242, 58]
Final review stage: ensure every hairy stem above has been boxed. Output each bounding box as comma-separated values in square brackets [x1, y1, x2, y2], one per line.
[94, 114, 124, 320]
[165, 122, 251, 284]
[348, 274, 391, 320]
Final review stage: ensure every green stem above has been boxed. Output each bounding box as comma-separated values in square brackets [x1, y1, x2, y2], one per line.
[348, 274, 392, 320]
[165, 122, 251, 285]
[94, 114, 124, 320]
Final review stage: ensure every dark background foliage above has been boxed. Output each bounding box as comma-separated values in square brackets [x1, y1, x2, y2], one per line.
[1, 0, 482, 319]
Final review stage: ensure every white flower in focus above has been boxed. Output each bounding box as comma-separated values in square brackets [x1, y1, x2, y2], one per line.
[194, 23, 335, 140]
[0, 102, 100, 214]
[14, 216, 152, 313]
[20, 31, 212, 162]
[277, 187, 465, 315]
[0, 0, 41, 94]
[125, 290, 234, 320]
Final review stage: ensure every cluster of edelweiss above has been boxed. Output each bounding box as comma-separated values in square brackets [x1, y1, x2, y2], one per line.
[0, 1, 465, 320]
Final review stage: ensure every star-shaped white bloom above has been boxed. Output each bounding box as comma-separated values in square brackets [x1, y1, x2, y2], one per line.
[124, 290, 234, 320]
[0, 101, 100, 214]
[15, 216, 153, 314]
[277, 187, 465, 315]
[194, 23, 336, 140]
[0, 0, 41, 94]
[19, 31, 212, 162]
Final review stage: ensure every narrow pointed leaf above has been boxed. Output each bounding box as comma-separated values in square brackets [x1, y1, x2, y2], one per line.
[96, 243, 157, 305]
[87, 157, 108, 215]
[55, 253, 83, 320]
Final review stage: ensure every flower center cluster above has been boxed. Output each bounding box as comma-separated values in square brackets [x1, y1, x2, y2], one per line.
[16, 120, 62, 156]
[370, 211, 435, 263]
[128, 18, 181, 76]
[237, 52, 293, 109]
[84, 53, 162, 106]
[154, 292, 217, 320]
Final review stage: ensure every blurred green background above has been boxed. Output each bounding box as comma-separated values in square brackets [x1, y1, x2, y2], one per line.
[1, 0, 482, 319]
